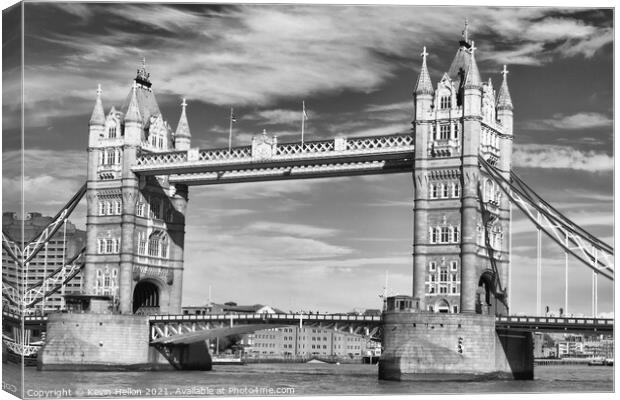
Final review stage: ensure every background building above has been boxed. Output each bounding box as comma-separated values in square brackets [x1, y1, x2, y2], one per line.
[2, 212, 86, 313]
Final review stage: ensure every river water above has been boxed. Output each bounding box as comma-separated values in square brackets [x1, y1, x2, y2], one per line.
[2, 363, 614, 398]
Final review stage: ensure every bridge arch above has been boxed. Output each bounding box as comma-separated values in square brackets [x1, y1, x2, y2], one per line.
[434, 299, 451, 313]
[133, 279, 164, 315]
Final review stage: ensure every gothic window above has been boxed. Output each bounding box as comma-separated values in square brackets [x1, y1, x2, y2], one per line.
[440, 125, 450, 140]
[431, 184, 439, 199]
[97, 239, 105, 254]
[452, 183, 460, 198]
[138, 232, 147, 255]
[161, 236, 169, 258]
[113, 239, 120, 253]
[98, 201, 106, 215]
[429, 261, 436, 272]
[440, 227, 450, 243]
[106, 201, 113, 215]
[430, 227, 439, 244]
[108, 125, 117, 138]
[442, 184, 450, 198]
[440, 269, 448, 282]
[106, 149, 115, 165]
[149, 236, 159, 257]
[452, 226, 460, 243]
[105, 239, 114, 253]
[439, 286, 448, 294]
[440, 96, 450, 109]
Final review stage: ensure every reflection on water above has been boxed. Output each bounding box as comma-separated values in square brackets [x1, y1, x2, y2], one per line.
[2, 362, 614, 398]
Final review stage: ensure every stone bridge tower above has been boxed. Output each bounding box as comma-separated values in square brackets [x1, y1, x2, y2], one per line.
[84, 63, 191, 315]
[411, 29, 514, 316]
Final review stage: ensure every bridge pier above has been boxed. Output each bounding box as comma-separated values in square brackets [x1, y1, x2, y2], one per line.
[378, 311, 533, 381]
[37, 313, 177, 371]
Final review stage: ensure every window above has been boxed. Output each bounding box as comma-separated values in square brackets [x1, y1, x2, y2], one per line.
[429, 262, 436, 272]
[442, 184, 449, 198]
[452, 183, 460, 198]
[453, 306, 458, 313]
[431, 184, 439, 199]
[113, 239, 120, 253]
[440, 125, 450, 140]
[108, 125, 117, 138]
[115, 149, 121, 164]
[440, 96, 450, 109]
[439, 286, 448, 294]
[106, 201, 113, 215]
[138, 232, 147, 255]
[451, 273, 458, 282]
[106, 149, 115, 165]
[429, 285, 435, 294]
[99, 201, 106, 215]
[136, 201, 145, 217]
[440, 227, 450, 243]
[450, 261, 458, 271]
[430, 227, 438, 244]
[453, 124, 459, 140]
[440, 269, 448, 282]
[452, 226, 460, 243]
[105, 239, 114, 253]
[115, 200, 122, 215]
[451, 285, 458, 294]
[97, 240, 105, 254]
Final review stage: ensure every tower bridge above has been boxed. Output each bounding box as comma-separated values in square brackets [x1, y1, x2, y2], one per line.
[2, 29, 614, 379]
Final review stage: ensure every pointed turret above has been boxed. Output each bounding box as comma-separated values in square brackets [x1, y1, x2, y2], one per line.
[89, 84, 105, 126]
[124, 82, 142, 124]
[414, 46, 434, 96]
[175, 98, 191, 151]
[497, 65, 513, 111]
[464, 42, 481, 89]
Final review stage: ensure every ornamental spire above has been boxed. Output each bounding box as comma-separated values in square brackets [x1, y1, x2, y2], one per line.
[414, 46, 434, 95]
[497, 65, 514, 110]
[124, 81, 142, 123]
[464, 41, 481, 88]
[89, 83, 105, 126]
[135, 57, 152, 88]
[175, 98, 191, 138]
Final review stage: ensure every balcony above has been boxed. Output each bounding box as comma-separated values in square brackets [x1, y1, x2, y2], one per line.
[429, 139, 460, 157]
[97, 164, 122, 180]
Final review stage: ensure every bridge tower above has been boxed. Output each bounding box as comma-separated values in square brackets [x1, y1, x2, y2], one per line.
[84, 63, 190, 315]
[412, 29, 513, 316]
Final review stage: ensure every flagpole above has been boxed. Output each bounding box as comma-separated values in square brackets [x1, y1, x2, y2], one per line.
[228, 107, 233, 152]
[301, 101, 305, 148]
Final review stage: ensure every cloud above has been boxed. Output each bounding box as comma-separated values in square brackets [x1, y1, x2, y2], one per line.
[243, 109, 307, 125]
[523, 112, 612, 131]
[246, 221, 339, 238]
[513, 144, 612, 171]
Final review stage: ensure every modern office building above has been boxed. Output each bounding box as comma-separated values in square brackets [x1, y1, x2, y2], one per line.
[2, 212, 86, 312]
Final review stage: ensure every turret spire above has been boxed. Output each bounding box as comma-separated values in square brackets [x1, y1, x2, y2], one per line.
[414, 46, 434, 95]
[89, 83, 105, 126]
[124, 81, 142, 123]
[497, 65, 514, 110]
[175, 98, 191, 138]
[135, 57, 152, 88]
[464, 41, 481, 88]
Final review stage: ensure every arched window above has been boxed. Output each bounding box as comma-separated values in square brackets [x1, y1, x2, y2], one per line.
[440, 96, 450, 109]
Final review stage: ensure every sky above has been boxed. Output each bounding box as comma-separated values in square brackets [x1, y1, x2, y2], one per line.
[1, 3, 614, 317]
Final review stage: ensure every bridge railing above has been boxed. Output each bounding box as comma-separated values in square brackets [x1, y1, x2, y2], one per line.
[148, 313, 382, 323]
[134, 134, 414, 169]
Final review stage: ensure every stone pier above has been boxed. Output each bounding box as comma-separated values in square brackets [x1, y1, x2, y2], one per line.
[378, 311, 533, 381]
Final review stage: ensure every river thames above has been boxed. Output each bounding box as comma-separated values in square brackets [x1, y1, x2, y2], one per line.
[2, 362, 614, 398]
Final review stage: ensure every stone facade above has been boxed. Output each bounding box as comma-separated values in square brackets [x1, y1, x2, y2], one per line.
[379, 311, 533, 380]
[38, 313, 169, 370]
[84, 66, 190, 315]
[412, 31, 513, 316]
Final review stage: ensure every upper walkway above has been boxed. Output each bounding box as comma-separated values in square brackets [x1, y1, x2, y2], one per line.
[131, 134, 415, 184]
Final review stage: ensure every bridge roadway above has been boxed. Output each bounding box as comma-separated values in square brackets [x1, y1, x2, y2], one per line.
[131, 134, 416, 184]
[4, 311, 612, 342]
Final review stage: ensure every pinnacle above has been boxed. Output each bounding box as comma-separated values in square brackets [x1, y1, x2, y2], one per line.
[464, 42, 481, 88]
[124, 82, 142, 123]
[89, 84, 105, 126]
[497, 65, 514, 110]
[414, 46, 434, 96]
[175, 98, 191, 138]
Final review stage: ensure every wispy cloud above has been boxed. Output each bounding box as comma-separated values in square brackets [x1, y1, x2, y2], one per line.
[523, 112, 612, 131]
[513, 144, 612, 171]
